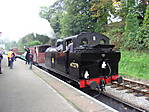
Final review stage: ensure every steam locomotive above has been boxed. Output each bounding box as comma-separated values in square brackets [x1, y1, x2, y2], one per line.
[44, 32, 122, 91]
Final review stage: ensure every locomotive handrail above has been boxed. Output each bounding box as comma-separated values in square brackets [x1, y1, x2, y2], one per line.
[92, 44, 115, 49]
[75, 44, 115, 50]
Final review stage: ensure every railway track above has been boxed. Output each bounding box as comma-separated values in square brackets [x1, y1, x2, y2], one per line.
[37, 65, 147, 112]
[111, 78, 149, 98]
[99, 93, 146, 112]
[83, 89, 146, 112]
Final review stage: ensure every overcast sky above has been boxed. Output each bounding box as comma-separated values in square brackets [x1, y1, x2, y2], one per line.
[0, 0, 57, 41]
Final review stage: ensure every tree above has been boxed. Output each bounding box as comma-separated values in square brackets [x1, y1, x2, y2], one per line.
[40, 0, 115, 37]
[143, 5, 149, 26]
[135, 5, 149, 50]
[17, 33, 51, 50]
[60, 0, 93, 37]
[135, 26, 149, 50]
[35, 34, 50, 44]
[124, 7, 140, 50]
[90, 0, 113, 32]
[28, 41, 41, 47]
[5, 41, 17, 50]
[17, 33, 35, 50]
[39, 0, 64, 38]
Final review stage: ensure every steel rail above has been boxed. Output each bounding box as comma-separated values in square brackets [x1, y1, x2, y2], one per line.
[112, 78, 149, 96]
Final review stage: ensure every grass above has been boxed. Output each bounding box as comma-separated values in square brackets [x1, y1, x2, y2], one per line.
[119, 50, 149, 80]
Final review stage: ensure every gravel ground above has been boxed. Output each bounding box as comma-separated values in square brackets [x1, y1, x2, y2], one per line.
[105, 86, 149, 111]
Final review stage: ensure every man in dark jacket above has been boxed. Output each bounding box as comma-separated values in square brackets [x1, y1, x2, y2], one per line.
[28, 52, 33, 69]
[25, 48, 30, 64]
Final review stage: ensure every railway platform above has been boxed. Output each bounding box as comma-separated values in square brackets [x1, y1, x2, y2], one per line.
[0, 56, 117, 112]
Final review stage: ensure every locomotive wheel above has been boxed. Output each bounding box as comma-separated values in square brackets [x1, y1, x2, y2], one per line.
[90, 81, 105, 93]
[117, 76, 123, 84]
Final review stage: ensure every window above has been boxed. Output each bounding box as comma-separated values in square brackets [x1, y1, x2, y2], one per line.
[99, 39, 105, 44]
[39, 46, 51, 53]
[80, 38, 88, 45]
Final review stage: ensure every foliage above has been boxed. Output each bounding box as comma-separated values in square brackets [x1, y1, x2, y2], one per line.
[112, 0, 130, 21]
[143, 5, 149, 26]
[36, 34, 50, 44]
[17, 34, 34, 50]
[17, 33, 50, 50]
[5, 41, 17, 50]
[27, 40, 41, 47]
[135, 26, 149, 50]
[124, 8, 138, 33]
[39, 0, 64, 38]
[124, 7, 140, 50]
[40, 0, 114, 37]
[60, 13, 74, 37]
[88, 0, 114, 32]
[39, 6, 50, 20]
[39, 0, 148, 51]
[120, 50, 149, 79]
[60, 0, 93, 37]
[104, 26, 124, 48]
[134, 6, 149, 50]
[114, 0, 147, 24]
[126, 0, 135, 7]
[137, 2, 148, 24]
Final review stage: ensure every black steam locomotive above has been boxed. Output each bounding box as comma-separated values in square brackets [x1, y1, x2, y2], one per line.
[45, 32, 122, 91]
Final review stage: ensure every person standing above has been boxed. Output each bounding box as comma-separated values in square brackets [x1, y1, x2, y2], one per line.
[25, 48, 30, 64]
[7, 49, 13, 67]
[9, 50, 15, 69]
[0, 52, 3, 74]
[28, 52, 33, 69]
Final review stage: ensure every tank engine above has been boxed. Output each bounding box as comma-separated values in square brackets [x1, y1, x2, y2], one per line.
[45, 32, 122, 91]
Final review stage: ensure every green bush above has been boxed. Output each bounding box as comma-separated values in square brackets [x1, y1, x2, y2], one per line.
[135, 26, 149, 50]
[124, 7, 139, 50]
[104, 28, 124, 48]
[143, 5, 149, 26]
